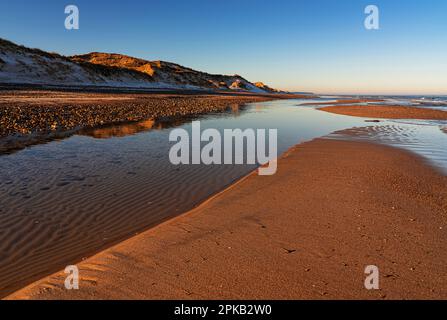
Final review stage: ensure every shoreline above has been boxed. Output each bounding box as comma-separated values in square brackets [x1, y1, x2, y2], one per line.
[301, 99, 384, 106]
[0, 90, 305, 154]
[7, 138, 447, 300]
[319, 104, 447, 120]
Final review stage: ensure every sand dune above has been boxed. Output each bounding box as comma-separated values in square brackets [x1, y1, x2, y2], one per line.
[8, 139, 447, 300]
[0, 38, 279, 93]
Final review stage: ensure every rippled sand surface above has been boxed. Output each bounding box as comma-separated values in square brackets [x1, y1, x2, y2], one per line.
[1, 99, 446, 297]
[327, 121, 447, 173]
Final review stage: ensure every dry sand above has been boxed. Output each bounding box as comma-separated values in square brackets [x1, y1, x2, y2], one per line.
[7, 139, 447, 300]
[320, 105, 447, 120]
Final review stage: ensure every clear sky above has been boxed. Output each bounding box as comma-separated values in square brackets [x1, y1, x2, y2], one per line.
[1, 0, 446, 95]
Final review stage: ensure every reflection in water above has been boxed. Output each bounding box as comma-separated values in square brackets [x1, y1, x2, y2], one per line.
[79, 119, 156, 139]
[298, 101, 447, 172]
[327, 121, 447, 173]
[0, 104, 246, 153]
[230, 103, 241, 116]
[79, 103, 244, 139]
[0, 99, 446, 296]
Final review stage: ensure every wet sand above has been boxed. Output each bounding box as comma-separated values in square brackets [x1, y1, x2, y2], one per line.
[8, 139, 447, 300]
[320, 105, 447, 120]
[301, 99, 384, 106]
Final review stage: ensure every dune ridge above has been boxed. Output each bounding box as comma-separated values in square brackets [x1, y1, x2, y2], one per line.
[0, 38, 281, 93]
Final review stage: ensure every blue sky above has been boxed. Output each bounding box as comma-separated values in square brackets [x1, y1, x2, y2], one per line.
[1, 0, 446, 94]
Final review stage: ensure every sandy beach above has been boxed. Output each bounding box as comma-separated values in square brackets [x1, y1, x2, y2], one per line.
[301, 99, 384, 106]
[8, 138, 447, 300]
[319, 105, 447, 120]
[3, 1, 447, 305]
